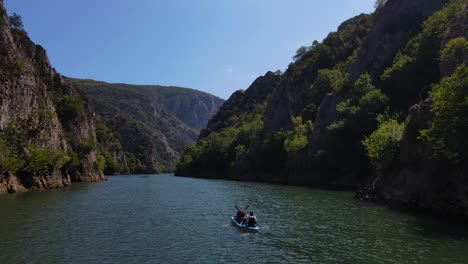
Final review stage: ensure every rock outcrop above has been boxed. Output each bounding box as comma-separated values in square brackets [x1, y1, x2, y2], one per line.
[0, 1, 105, 193]
[349, 0, 449, 80]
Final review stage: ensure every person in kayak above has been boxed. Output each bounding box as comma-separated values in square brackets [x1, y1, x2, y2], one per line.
[244, 211, 257, 227]
[235, 205, 246, 223]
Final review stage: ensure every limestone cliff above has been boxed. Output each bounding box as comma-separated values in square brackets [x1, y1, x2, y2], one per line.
[0, 1, 105, 193]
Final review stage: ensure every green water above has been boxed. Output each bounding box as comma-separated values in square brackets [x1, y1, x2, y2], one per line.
[0, 174, 467, 263]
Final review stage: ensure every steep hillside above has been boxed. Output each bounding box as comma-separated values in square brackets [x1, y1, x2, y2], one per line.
[357, 0, 468, 218]
[76, 79, 224, 131]
[177, 0, 468, 218]
[0, 1, 105, 193]
[73, 79, 223, 174]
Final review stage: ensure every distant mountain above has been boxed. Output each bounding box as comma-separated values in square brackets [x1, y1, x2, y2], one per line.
[76, 80, 224, 131]
[73, 79, 224, 174]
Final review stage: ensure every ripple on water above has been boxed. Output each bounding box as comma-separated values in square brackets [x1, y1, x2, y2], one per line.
[0, 175, 467, 264]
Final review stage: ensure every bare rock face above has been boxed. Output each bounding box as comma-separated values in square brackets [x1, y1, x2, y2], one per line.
[0, 2, 105, 193]
[349, 0, 449, 80]
[306, 95, 339, 160]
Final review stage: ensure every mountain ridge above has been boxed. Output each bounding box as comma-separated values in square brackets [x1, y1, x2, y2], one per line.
[73, 78, 224, 174]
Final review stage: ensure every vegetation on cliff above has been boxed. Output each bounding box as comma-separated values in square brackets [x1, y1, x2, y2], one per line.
[177, 0, 468, 217]
[74, 79, 223, 174]
[0, 6, 105, 193]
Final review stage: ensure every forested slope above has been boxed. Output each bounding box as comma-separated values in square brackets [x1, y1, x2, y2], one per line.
[177, 0, 468, 218]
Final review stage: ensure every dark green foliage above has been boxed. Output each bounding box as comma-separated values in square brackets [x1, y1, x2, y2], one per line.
[0, 7, 5, 28]
[329, 73, 388, 133]
[301, 103, 318, 122]
[420, 65, 468, 162]
[440, 37, 468, 75]
[63, 149, 80, 170]
[96, 154, 106, 172]
[25, 145, 68, 174]
[94, 122, 125, 174]
[0, 122, 61, 176]
[284, 116, 313, 154]
[363, 119, 405, 170]
[125, 152, 144, 174]
[0, 139, 24, 174]
[8, 13, 24, 30]
[177, 0, 467, 191]
[286, 14, 372, 82]
[0, 121, 26, 174]
[317, 73, 390, 174]
[76, 137, 97, 156]
[311, 69, 346, 100]
[57, 96, 85, 122]
[381, 0, 466, 110]
[177, 104, 265, 175]
[293, 46, 310, 61]
[177, 14, 373, 177]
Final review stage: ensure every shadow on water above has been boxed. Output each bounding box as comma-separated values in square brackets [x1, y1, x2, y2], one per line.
[1, 174, 467, 264]
[405, 212, 468, 240]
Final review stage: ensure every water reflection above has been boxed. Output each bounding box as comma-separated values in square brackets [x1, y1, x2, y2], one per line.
[0, 174, 467, 264]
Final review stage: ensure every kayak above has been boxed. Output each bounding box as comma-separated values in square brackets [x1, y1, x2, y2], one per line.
[230, 216, 259, 232]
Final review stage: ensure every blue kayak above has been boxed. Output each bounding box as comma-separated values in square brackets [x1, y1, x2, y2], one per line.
[230, 216, 259, 232]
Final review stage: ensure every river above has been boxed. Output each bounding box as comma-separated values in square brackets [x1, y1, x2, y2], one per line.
[0, 174, 467, 263]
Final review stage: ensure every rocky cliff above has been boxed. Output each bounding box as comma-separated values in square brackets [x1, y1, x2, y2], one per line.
[357, 1, 468, 218]
[0, 1, 105, 193]
[177, 0, 468, 218]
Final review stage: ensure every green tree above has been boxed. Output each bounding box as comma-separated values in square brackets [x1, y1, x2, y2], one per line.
[374, 0, 388, 10]
[363, 119, 405, 170]
[440, 37, 468, 75]
[420, 65, 468, 161]
[293, 46, 309, 61]
[9, 13, 24, 30]
[284, 116, 313, 153]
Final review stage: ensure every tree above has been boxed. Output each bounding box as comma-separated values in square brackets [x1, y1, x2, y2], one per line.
[374, 0, 388, 10]
[9, 13, 24, 30]
[293, 46, 309, 61]
[420, 65, 468, 161]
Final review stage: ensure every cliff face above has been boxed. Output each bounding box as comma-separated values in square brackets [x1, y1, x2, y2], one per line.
[357, 2, 468, 218]
[357, 98, 468, 218]
[74, 79, 223, 174]
[142, 86, 224, 130]
[349, 0, 449, 80]
[177, 0, 468, 218]
[0, 1, 105, 193]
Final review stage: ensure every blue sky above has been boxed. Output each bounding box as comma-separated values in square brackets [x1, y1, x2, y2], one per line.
[4, 0, 375, 99]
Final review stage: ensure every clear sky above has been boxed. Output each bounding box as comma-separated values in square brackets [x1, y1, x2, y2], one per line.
[4, 0, 375, 99]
